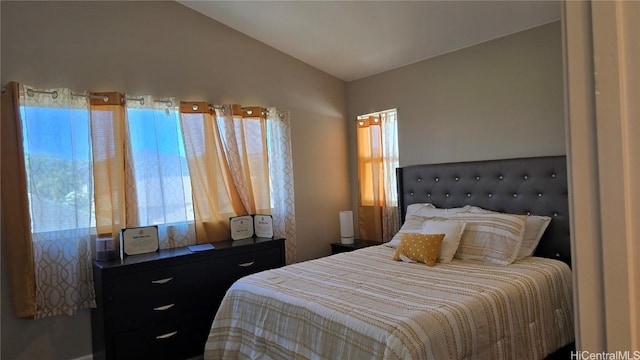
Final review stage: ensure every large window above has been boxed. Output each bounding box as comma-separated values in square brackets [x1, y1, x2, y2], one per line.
[356, 108, 399, 242]
[2, 83, 296, 319]
[19, 97, 281, 240]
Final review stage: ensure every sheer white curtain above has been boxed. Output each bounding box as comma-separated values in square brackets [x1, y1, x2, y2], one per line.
[20, 85, 95, 318]
[379, 110, 399, 242]
[267, 108, 296, 264]
[125, 95, 195, 248]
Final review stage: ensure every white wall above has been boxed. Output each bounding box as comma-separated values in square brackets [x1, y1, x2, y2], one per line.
[346, 22, 565, 233]
[347, 21, 565, 168]
[0, 1, 348, 359]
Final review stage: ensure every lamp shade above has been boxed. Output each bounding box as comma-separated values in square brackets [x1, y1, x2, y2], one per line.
[339, 211, 354, 244]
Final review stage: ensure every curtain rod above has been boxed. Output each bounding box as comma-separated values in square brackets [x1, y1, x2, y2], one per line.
[125, 97, 174, 108]
[27, 89, 59, 98]
[4, 87, 285, 118]
[21, 89, 106, 102]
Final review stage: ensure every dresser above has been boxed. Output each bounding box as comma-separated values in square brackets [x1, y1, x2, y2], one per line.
[91, 237, 285, 360]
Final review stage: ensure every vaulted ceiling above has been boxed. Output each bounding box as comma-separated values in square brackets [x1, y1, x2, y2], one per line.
[178, 1, 561, 82]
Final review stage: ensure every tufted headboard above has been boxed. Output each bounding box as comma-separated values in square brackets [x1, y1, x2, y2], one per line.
[396, 156, 570, 265]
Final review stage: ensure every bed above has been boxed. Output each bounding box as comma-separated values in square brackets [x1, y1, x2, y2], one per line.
[205, 155, 574, 359]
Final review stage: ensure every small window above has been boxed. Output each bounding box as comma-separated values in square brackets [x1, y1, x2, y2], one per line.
[355, 108, 399, 241]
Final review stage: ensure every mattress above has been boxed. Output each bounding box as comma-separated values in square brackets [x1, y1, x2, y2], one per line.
[205, 245, 574, 360]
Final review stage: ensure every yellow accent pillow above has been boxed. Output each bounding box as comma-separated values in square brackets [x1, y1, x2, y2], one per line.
[393, 233, 445, 266]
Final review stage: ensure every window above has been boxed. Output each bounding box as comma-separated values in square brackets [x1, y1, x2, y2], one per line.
[21, 96, 94, 234]
[356, 108, 399, 242]
[21, 96, 197, 234]
[126, 98, 194, 226]
[4, 82, 296, 319]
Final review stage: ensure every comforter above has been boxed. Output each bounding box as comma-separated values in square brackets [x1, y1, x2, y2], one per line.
[205, 245, 573, 360]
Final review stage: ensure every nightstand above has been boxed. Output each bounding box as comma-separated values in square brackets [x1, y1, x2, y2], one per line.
[330, 239, 381, 255]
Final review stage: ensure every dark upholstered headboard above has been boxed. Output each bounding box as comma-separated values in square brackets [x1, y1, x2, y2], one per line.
[397, 156, 570, 265]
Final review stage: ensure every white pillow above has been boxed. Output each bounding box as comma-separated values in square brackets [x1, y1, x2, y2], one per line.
[407, 203, 471, 218]
[451, 212, 527, 265]
[467, 206, 551, 259]
[387, 215, 434, 248]
[405, 203, 435, 217]
[518, 215, 551, 258]
[388, 205, 473, 249]
[421, 220, 466, 263]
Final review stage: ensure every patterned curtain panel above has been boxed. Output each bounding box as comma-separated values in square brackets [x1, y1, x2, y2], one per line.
[21, 85, 96, 318]
[267, 108, 296, 264]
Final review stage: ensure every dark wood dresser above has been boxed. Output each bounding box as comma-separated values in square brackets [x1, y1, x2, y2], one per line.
[90, 237, 285, 360]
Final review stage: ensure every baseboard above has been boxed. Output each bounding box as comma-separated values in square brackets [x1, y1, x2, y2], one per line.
[71, 355, 93, 360]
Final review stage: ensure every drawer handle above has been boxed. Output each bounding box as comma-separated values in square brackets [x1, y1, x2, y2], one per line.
[238, 261, 255, 267]
[151, 277, 173, 284]
[156, 331, 178, 339]
[153, 303, 175, 311]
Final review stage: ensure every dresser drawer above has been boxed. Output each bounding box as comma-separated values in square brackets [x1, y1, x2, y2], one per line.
[210, 246, 283, 281]
[112, 316, 209, 360]
[105, 261, 205, 303]
[106, 293, 209, 331]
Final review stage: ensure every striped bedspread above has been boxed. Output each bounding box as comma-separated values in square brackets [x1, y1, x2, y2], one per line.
[205, 245, 573, 360]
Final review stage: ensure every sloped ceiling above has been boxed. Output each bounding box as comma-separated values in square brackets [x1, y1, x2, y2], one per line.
[178, 1, 560, 82]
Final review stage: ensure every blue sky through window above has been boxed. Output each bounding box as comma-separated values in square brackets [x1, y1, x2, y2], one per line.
[21, 106, 91, 161]
[20, 105, 94, 232]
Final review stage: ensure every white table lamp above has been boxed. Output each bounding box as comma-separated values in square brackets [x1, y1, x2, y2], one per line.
[339, 211, 354, 244]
